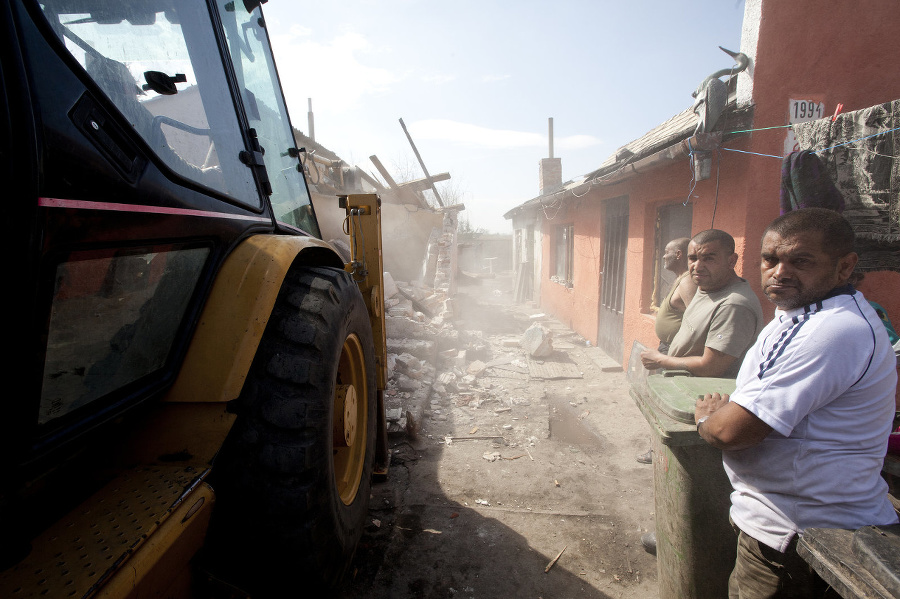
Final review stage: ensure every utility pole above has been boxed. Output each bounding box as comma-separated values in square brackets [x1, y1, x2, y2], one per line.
[308, 98, 315, 143]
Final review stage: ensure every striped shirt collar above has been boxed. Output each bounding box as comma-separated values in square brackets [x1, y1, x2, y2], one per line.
[776, 284, 856, 320]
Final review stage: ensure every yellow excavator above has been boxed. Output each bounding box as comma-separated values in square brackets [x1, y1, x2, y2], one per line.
[0, 0, 387, 595]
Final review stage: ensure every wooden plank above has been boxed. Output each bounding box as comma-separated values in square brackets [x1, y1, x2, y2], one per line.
[369, 154, 400, 190]
[399, 117, 444, 207]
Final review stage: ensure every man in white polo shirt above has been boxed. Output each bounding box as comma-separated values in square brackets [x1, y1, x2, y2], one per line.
[694, 208, 898, 597]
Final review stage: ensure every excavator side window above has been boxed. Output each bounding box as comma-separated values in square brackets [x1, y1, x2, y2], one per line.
[215, 0, 320, 236]
[39, 246, 209, 424]
[38, 0, 260, 206]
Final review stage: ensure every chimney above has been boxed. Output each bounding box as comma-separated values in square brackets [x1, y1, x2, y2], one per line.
[308, 98, 315, 143]
[539, 117, 562, 195]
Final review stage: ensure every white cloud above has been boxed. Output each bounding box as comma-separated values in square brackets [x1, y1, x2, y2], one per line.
[288, 24, 312, 37]
[481, 74, 511, 83]
[269, 30, 401, 116]
[421, 73, 457, 85]
[558, 134, 604, 150]
[409, 119, 602, 150]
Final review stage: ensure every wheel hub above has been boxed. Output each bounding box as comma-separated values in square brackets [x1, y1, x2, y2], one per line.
[333, 384, 358, 447]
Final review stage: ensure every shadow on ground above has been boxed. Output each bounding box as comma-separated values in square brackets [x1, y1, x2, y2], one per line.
[335, 274, 657, 599]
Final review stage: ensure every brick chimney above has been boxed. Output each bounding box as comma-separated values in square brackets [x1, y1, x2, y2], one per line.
[539, 117, 562, 195]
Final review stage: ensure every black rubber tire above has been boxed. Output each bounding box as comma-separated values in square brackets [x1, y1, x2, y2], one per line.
[205, 266, 376, 595]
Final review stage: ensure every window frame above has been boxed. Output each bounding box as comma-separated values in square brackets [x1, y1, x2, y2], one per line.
[552, 223, 575, 288]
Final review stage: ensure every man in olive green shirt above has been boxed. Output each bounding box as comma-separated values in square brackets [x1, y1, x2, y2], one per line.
[637, 229, 763, 555]
[642, 229, 763, 378]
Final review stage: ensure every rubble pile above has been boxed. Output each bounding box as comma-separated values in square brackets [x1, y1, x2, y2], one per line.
[383, 207, 465, 434]
[382, 207, 598, 445]
[382, 272, 453, 435]
[430, 208, 460, 296]
[382, 280, 584, 444]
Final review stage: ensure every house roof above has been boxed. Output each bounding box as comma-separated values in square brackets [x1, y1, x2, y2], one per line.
[504, 93, 752, 220]
[587, 107, 699, 178]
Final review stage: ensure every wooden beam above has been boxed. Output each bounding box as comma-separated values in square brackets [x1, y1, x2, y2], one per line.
[369, 155, 399, 190]
[398, 172, 450, 194]
[399, 118, 444, 207]
[358, 169, 385, 190]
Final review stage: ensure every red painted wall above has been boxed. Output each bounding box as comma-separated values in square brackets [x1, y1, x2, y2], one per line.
[742, 0, 900, 325]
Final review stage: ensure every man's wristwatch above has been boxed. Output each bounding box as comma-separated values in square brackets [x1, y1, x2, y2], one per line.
[696, 415, 709, 430]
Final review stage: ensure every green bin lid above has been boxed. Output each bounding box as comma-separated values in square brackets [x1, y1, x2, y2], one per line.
[646, 375, 737, 425]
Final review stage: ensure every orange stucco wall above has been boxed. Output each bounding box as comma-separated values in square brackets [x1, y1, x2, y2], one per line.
[540, 198, 603, 341]
[541, 144, 760, 364]
[538, 0, 900, 365]
[740, 0, 900, 327]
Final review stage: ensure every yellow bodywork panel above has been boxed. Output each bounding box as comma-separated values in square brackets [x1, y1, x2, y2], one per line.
[165, 234, 339, 404]
[341, 194, 388, 390]
[0, 467, 214, 599]
[115, 402, 237, 468]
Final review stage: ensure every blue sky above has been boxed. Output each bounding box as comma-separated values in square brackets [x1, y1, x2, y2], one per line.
[263, 0, 747, 233]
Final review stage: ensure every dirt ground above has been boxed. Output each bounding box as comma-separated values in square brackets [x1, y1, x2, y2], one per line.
[336, 274, 659, 598]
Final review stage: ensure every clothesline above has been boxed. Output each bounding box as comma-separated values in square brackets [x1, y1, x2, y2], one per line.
[719, 124, 900, 160]
[537, 120, 899, 220]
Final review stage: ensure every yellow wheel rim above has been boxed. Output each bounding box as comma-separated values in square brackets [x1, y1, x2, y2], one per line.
[333, 333, 368, 505]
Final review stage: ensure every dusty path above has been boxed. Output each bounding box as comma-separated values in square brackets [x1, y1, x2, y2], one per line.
[337, 275, 659, 598]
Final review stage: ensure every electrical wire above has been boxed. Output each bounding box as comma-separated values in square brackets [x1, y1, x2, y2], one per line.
[711, 147, 722, 228]
[533, 116, 898, 225]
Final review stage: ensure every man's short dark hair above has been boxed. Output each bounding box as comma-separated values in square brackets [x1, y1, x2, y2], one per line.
[763, 208, 855, 258]
[668, 237, 690, 254]
[692, 229, 735, 254]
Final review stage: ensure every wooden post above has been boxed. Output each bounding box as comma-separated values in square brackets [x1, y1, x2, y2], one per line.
[398, 118, 444, 207]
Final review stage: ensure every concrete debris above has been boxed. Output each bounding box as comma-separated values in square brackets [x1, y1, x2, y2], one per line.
[394, 353, 424, 376]
[386, 354, 397, 379]
[386, 315, 433, 340]
[435, 329, 459, 351]
[438, 371, 458, 389]
[388, 301, 416, 319]
[520, 323, 554, 357]
[482, 451, 501, 462]
[383, 270, 399, 300]
[392, 373, 419, 392]
[484, 355, 515, 367]
[466, 360, 486, 376]
[449, 350, 467, 370]
[387, 338, 434, 360]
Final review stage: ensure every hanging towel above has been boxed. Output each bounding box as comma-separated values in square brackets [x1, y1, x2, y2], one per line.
[780, 150, 845, 214]
[792, 99, 900, 272]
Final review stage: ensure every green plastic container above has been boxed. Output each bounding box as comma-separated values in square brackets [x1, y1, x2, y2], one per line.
[631, 373, 737, 599]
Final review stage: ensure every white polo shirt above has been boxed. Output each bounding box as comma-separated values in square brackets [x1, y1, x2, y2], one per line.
[725, 288, 898, 552]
